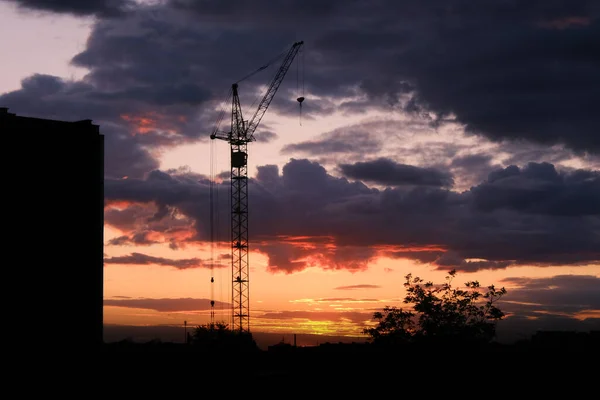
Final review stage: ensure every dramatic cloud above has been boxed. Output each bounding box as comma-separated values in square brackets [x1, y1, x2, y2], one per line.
[6, 0, 135, 17]
[104, 297, 230, 312]
[103, 252, 227, 269]
[107, 231, 160, 246]
[4, 1, 598, 280]
[471, 162, 600, 216]
[281, 117, 598, 192]
[279, 119, 441, 168]
[171, 0, 600, 154]
[104, 200, 196, 248]
[501, 274, 600, 314]
[449, 154, 502, 190]
[335, 285, 381, 290]
[281, 126, 383, 156]
[340, 158, 454, 187]
[389, 2, 600, 154]
[432, 251, 513, 272]
[494, 274, 600, 340]
[104, 158, 600, 273]
[255, 237, 378, 274]
[3, 0, 598, 185]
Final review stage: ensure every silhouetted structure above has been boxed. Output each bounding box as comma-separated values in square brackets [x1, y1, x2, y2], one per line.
[1, 108, 104, 350]
[210, 41, 304, 332]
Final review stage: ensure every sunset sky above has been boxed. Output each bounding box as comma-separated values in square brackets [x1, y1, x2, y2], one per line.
[1, 0, 599, 344]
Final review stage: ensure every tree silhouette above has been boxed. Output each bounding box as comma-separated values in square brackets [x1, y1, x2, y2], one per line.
[364, 270, 507, 347]
[189, 322, 259, 352]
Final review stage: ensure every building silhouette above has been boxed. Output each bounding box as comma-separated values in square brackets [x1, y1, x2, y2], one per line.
[1, 108, 104, 350]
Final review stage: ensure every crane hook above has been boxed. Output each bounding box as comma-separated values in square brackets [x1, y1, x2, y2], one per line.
[297, 97, 304, 125]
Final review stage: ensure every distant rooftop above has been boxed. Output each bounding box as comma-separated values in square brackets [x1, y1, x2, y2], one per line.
[0, 107, 100, 133]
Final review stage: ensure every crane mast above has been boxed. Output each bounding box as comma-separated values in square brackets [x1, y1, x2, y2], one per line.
[211, 41, 304, 332]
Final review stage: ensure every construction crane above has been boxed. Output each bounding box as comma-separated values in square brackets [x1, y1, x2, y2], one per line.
[210, 41, 304, 332]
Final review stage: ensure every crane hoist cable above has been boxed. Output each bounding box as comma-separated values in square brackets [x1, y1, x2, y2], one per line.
[296, 46, 305, 125]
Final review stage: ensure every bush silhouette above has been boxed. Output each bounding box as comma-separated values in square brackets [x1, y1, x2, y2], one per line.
[364, 270, 507, 347]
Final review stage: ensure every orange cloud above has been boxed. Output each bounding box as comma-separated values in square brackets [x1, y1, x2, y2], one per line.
[104, 200, 136, 210]
[121, 113, 157, 134]
[573, 309, 600, 320]
[253, 236, 453, 274]
[120, 111, 183, 136]
[374, 244, 447, 253]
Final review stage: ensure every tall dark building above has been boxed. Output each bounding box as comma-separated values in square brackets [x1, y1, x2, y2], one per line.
[0, 107, 104, 350]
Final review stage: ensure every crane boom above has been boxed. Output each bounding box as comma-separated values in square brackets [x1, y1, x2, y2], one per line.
[210, 41, 304, 332]
[246, 41, 303, 141]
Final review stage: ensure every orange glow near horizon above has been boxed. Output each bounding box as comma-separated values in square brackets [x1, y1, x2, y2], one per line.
[104, 215, 600, 339]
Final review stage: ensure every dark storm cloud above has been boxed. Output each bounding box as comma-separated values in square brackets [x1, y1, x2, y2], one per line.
[103, 252, 227, 270]
[67, 5, 308, 109]
[335, 284, 381, 290]
[501, 275, 600, 314]
[450, 154, 502, 190]
[450, 154, 495, 171]
[1, 3, 328, 177]
[7, 0, 596, 273]
[395, 9, 600, 154]
[340, 158, 454, 188]
[6, 0, 135, 17]
[472, 162, 600, 216]
[4, 0, 599, 184]
[433, 251, 513, 272]
[104, 201, 194, 246]
[171, 0, 600, 154]
[104, 202, 156, 231]
[90, 83, 211, 106]
[500, 141, 584, 167]
[104, 297, 230, 312]
[105, 158, 600, 273]
[381, 249, 443, 264]
[107, 231, 159, 246]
